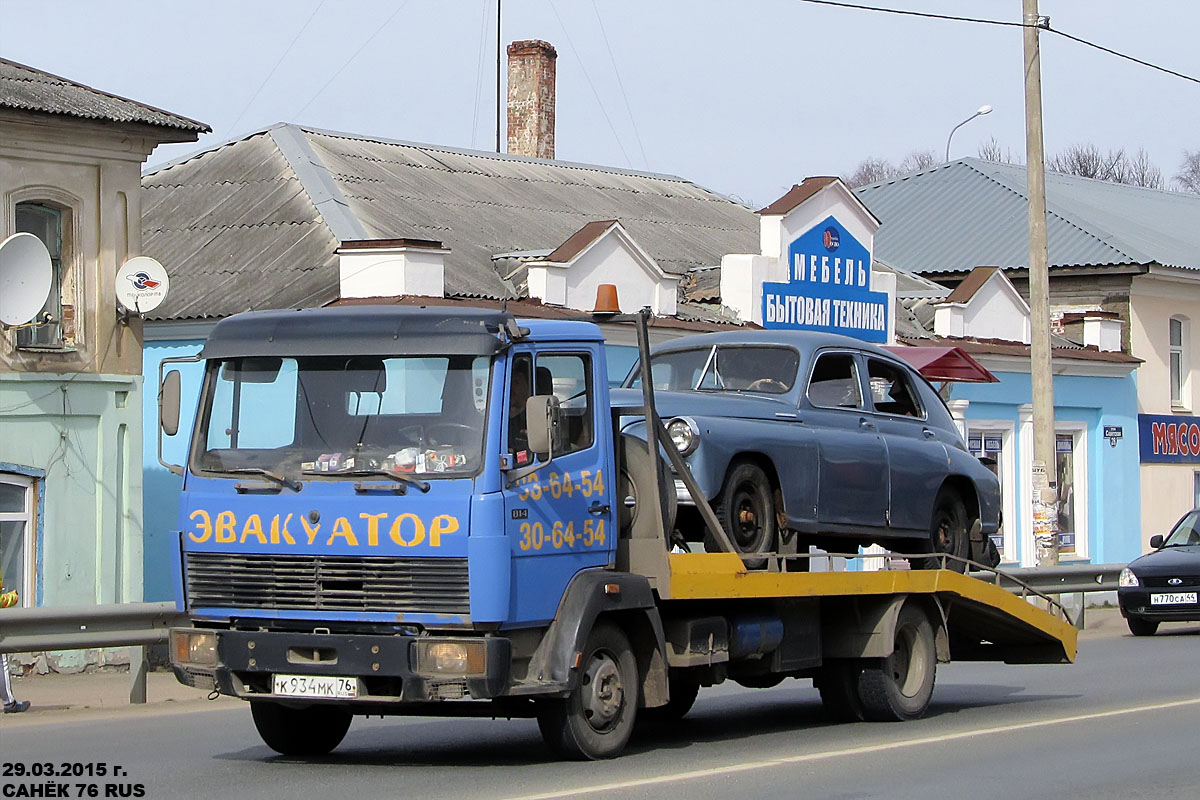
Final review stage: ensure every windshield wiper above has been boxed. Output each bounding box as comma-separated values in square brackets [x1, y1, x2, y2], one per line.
[302, 467, 431, 493]
[223, 467, 302, 492]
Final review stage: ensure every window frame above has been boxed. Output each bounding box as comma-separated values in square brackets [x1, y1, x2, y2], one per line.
[1170, 316, 1189, 410]
[7, 187, 82, 352]
[804, 349, 866, 411]
[0, 473, 35, 608]
[864, 356, 927, 420]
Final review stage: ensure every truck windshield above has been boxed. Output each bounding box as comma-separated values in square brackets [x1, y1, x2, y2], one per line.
[630, 346, 800, 394]
[191, 354, 491, 480]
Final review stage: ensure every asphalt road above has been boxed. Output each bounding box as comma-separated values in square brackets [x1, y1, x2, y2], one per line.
[4, 626, 1200, 800]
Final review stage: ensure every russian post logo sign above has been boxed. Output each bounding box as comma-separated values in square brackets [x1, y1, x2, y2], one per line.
[762, 216, 888, 343]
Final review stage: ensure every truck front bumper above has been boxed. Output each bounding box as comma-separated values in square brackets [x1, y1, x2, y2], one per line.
[171, 628, 511, 705]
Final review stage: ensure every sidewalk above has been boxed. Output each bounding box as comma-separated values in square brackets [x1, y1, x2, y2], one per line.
[1, 669, 239, 727]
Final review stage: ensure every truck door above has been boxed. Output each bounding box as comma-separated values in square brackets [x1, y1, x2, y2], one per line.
[503, 347, 614, 625]
[803, 350, 889, 530]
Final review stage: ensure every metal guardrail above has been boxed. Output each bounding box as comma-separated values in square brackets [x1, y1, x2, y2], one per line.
[0, 601, 187, 704]
[969, 563, 1123, 595]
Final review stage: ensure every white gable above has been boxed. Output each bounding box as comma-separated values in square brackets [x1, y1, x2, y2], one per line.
[934, 269, 1032, 343]
[526, 222, 678, 315]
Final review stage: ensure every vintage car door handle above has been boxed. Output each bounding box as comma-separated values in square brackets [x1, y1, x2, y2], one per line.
[859, 417, 875, 429]
[588, 501, 611, 515]
[922, 427, 937, 439]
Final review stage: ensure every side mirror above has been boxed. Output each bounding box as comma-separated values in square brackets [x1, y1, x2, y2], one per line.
[160, 369, 182, 436]
[1150, 534, 1165, 549]
[526, 394, 562, 456]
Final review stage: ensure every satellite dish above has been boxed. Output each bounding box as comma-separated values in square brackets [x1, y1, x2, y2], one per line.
[116, 256, 170, 314]
[0, 232, 53, 326]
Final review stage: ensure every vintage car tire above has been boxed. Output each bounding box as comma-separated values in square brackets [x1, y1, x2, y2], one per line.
[910, 488, 970, 572]
[536, 623, 639, 760]
[1126, 617, 1159, 637]
[856, 604, 937, 722]
[250, 700, 352, 756]
[618, 434, 677, 540]
[706, 462, 776, 564]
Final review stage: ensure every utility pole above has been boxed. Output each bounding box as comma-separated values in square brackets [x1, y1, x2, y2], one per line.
[496, 0, 502, 153]
[1022, 0, 1058, 566]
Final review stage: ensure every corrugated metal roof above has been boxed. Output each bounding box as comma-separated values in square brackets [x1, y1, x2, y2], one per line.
[142, 124, 758, 320]
[855, 158, 1200, 274]
[0, 57, 208, 135]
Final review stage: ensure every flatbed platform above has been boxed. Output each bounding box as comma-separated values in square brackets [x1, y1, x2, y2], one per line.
[664, 553, 1078, 664]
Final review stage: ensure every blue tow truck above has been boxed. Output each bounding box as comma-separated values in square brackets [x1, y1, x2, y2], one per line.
[159, 303, 1076, 760]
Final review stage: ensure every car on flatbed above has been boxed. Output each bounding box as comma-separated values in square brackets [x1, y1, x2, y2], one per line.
[1119, 508, 1200, 635]
[618, 330, 1002, 569]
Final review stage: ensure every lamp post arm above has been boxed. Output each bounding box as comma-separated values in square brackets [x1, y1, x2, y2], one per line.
[945, 114, 978, 163]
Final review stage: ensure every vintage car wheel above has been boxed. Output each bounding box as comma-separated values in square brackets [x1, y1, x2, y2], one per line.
[910, 488, 970, 572]
[1126, 617, 1159, 637]
[250, 701, 352, 756]
[706, 462, 776, 562]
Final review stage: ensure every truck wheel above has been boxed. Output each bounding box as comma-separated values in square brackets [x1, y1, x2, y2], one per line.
[619, 434, 677, 539]
[910, 489, 969, 572]
[706, 462, 776, 566]
[1127, 617, 1159, 636]
[640, 670, 700, 725]
[856, 605, 937, 721]
[816, 661, 865, 722]
[250, 701, 352, 756]
[537, 623, 639, 760]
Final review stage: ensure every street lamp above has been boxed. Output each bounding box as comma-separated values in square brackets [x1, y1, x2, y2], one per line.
[945, 104, 993, 162]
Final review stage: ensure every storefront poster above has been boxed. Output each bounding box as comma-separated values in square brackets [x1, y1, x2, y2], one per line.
[761, 216, 888, 343]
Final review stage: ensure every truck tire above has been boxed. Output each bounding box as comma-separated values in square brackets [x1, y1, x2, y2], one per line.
[536, 622, 639, 760]
[639, 670, 700, 725]
[816, 660, 865, 722]
[1126, 617, 1159, 636]
[250, 701, 352, 756]
[856, 604, 937, 721]
[619, 434, 677, 540]
[909, 488, 969, 572]
[705, 461, 776, 567]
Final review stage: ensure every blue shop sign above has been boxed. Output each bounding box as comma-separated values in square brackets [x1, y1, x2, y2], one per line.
[762, 215, 888, 343]
[1138, 413, 1200, 463]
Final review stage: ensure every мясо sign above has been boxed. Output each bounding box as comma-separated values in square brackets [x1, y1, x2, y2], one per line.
[761, 215, 888, 343]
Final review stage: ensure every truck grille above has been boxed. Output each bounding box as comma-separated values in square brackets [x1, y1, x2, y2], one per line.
[185, 553, 470, 616]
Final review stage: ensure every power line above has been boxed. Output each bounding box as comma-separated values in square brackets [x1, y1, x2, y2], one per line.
[793, 0, 1200, 86]
[546, 0, 632, 167]
[229, 0, 327, 133]
[590, 0, 648, 170]
[293, 0, 413, 120]
[471, 0, 491, 148]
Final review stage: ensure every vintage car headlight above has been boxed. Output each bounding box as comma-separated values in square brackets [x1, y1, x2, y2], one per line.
[1118, 568, 1140, 588]
[667, 417, 700, 456]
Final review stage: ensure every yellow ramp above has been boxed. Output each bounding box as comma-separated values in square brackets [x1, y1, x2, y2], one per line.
[665, 553, 1077, 664]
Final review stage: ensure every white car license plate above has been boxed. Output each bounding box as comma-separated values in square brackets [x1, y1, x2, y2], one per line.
[272, 674, 358, 699]
[1150, 592, 1198, 606]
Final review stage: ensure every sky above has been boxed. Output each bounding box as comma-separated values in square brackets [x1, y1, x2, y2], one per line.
[2, 0, 1198, 208]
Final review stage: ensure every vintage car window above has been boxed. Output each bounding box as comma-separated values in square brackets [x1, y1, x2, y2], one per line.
[806, 352, 863, 409]
[866, 358, 925, 418]
[637, 346, 798, 394]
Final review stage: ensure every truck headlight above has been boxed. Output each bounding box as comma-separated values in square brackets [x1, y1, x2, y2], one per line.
[171, 629, 217, 666]
[1119, 568, 1140, 588]
[415, 639, 486, 676]
[667, 417, 700, 456]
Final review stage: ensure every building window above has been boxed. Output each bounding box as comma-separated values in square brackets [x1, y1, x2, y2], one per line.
[1170, 317, 1188, 408]
[0, 476, 33, 607]
[14, 201, 71, 349]
[1054, 431, 1088, 557]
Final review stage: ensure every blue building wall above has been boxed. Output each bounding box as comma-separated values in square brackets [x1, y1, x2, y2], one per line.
[948, 369, 1141, 566]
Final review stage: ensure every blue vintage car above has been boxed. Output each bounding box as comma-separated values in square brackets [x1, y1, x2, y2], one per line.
[615, 330, 1001, 570]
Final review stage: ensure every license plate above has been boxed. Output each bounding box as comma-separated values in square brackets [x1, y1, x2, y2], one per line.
[1150, 592, 1198, 606]
[272, 674, 358, 699]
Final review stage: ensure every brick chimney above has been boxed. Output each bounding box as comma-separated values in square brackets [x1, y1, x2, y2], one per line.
[507, 39, 557, 159]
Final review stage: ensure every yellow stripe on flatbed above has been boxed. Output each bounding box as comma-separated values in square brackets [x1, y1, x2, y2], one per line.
[665, 553, 1077, 663]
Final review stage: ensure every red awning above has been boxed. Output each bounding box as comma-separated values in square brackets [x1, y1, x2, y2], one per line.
[883, 346, 999, 383]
